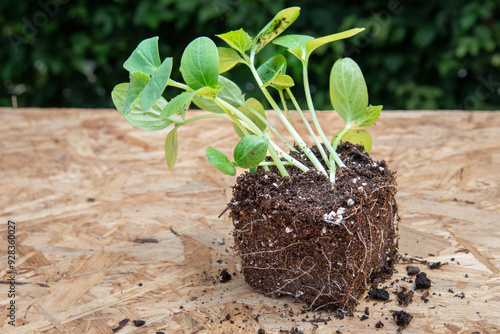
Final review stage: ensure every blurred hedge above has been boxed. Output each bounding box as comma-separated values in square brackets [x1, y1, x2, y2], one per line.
[1, 0, 500, 110]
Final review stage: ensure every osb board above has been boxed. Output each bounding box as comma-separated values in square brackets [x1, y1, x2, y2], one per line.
[0, 108, 499, 334]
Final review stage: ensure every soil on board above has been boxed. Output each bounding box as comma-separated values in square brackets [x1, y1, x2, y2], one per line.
[229, 142, 399, 312]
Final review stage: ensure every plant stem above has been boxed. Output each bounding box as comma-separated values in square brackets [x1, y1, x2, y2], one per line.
[302, 61, 345, 169]
[243, 103, 297, 153]
[167, 79, 191, 91]
[286, 88, 329, 163]
[278, 89, 295, 128]
[331, 124, 352, 151]
[264, 130, 289, 177]
[174, 113, 231, 125]
[215, 98, 263, 136]
[247, 61, 327, 176]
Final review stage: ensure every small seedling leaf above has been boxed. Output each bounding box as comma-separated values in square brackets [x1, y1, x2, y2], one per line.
[336, 128, 372, 153]
[180, 37, 219, 90]
[160, 90, 199, 119]
[216, 29, 252, 55]
[123, 72, 149, 114]
[165, 127, 178, 171]
[123, 37, 161, 75]
[271, 74, 295, 90]
[112, 83, 172, 131]
[329, 57, 368, 125]
[234, 135, 268, 168]
[140, 57, 173, 110]
[305, 28, 365, 59]
[251, 7, 301, 55]
[355, 105, 383, 128]
[257, 54, 287, 87]
[218, 47, 245, 73]
[206, 147, 236, 175]
[273, 34, 314, 60]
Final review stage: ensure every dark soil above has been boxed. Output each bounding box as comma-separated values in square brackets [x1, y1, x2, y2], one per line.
[229, 142, 398, 312]
[392, 310, 413, 328]
[415, 272, 431, 289]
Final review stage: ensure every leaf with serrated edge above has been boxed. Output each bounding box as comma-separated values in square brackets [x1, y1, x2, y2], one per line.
[165, 127, 178, 171]
[160, 90, 199, 119]
[251, 7, 300, 54]
[123, 72, 149, 114]
[329, 57, 368, 125]
[305, 28, 365, 59]
[233, 135, 268, 168]
[140, 57, 173, 110]
[112, 83, 172, 131]
[216, 29, 252, 54]
[273, 34, 314, 61]
[180, 37, 219, 90]
[206, 147, 236, 175]
[218, 47, 245, 73]
[355, 105, 382, 128]
[257, 55, 287, 86]
[123, 37, 161, 75]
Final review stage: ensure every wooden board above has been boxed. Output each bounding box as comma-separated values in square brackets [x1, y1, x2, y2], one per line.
[1, 108, 499, 333]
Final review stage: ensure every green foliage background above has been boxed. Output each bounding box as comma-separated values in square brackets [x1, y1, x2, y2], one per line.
[2, 0, 500, 110]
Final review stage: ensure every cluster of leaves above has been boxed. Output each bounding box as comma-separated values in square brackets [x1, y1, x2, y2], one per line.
[2, 1, 499, 109]
[111, 7, 381, 181]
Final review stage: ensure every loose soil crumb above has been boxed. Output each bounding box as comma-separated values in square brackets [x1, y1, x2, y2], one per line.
[368, 288, 390, 301]
[415, 272, 431, 289]
[229, 143, 398, 312]
[219, 269, 232, 283]
[406, 266, 420, 275]
[392, 310, 413, 328]
[395, 287, 414, 307]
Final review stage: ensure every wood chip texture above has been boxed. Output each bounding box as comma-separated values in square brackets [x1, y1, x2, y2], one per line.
[0, 108, 499, 333]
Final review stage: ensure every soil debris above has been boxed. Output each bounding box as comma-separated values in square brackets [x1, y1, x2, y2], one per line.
[415, 272, 431, 289]
[219, 269, 232, 283]
[132, 320, 146, 327]
[368, 288, 390, 301]
[392, 310, 413, 328]
[406, 266, 420, 275]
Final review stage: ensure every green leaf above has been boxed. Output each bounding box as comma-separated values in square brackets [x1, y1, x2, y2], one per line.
[234, 135, 268, 168]
[111, 83, 172, 131]
[329, 57, 368, 125]
[140, 57, 173, 110]
[257, 55, 287, 87]
[355, 105, 382, 128]
[165, 127, 178, 171]
[123, 37, 161, 75]
[337, 128, 372, 153]
[216, 29, 252, 55]
[217, 76, 244, 107]
[305, 28, 365, 60]
[160, 90, 199, 119]
[251, 7, 301, 55]
[205, 147, 236, 176]
[180, 37, 219, 90]
[273, 34, 314, 60]
[123, 72, 149, 114]
[271, 74, 295, 90]
[192, 95, 225, 113]
[233, 98, 267, 137]
[218, 47, 245, 73]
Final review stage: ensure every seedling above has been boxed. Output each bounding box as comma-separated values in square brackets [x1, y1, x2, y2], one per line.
[111, 6, 382, 182]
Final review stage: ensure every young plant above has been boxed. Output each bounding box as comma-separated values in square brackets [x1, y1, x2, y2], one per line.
[111, 6, 382, 182]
